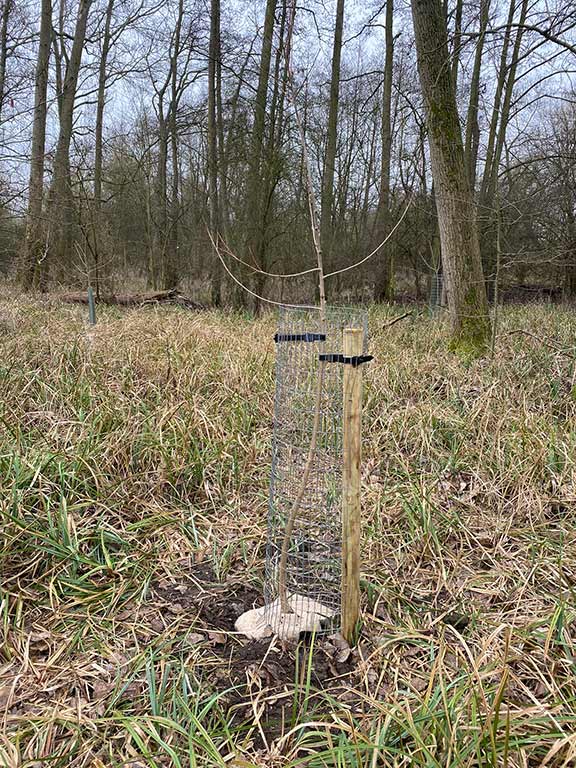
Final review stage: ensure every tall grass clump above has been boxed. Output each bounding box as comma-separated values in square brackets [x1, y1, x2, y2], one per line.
[1, 296, 575, 766]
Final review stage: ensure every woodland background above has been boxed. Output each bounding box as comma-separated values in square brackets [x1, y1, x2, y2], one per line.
[1, 0, 576, 308]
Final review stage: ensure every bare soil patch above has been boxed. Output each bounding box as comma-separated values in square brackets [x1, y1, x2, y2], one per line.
[153, 564, 359, 743]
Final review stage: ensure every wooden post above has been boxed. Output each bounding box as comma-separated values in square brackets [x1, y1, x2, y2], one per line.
[341, 327, 363, 644]
[87, 286, 96, 325]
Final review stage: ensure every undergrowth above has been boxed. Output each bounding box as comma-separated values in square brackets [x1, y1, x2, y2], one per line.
[0, 295, 575, 767]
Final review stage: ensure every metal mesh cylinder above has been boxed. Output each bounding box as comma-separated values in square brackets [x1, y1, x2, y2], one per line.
[264, 306, 368, 636]
[430, 271, 444, 312]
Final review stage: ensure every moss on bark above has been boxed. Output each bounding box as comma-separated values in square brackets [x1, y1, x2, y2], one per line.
[448, 286, 490, 359]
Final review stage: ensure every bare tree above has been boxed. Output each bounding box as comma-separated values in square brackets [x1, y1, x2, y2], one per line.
[0, 0, 13, 122]
[479, 0, 529, 292]
[411, 0, 491, 355]
[7, 0, 575, 303]
[372, 0, 394, 302]
[464, 0, 490, 189]
[164, 0, 185, 291]
[319, 0, 345, 287]
[145, 0, 192, 290]
[207, 0, 221, 306]
[240, 0, 277, 311]
[20, 0, 52, 289]
[44, 0, 93, 286]
[92, 0, 115, 296]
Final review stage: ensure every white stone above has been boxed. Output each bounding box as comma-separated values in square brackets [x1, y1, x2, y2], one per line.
[235, 594, 336, 641]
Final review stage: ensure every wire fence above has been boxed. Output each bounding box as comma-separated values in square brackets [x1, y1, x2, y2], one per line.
[264, 305, 368, 635]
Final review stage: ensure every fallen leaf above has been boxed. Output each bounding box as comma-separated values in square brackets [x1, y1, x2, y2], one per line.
[402, 645, 423, 658]
[235, 606, 273, 639]
[123, 678, 143, 696]
[336, 647, 351, 664]
[365, 668, 379, 685]
[340, 689, 359, 704]
[0, 685, 13, 710]
[108, 651, 129, 666]
[116, 609, 136, 621]
[328, 632, 350, 651]
[410, 676, 429, 692]
[149, 617, 165, 632]
[375, 603, 392, 621]
[92, 678, 115, 701]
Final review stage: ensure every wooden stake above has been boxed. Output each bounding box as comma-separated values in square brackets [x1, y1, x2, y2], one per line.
[341, 327, 363, 644]
[87, 286, 96, 325]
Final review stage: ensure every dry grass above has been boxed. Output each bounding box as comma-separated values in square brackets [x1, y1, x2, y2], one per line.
[1, 294, 575, 767]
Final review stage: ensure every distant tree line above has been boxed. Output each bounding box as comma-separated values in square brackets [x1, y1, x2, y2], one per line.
[0, 0, 575, 325]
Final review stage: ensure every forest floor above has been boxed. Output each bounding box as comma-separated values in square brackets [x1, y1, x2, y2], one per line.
[1, 295, 576, 767]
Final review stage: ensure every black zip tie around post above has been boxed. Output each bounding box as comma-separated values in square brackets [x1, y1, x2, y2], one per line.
[274, 332, 327, 343]
[318, 353, 374, 368]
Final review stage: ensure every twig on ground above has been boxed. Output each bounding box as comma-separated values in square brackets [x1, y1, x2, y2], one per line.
[503, 329, 576, 357]
[385, 311, 413, 328]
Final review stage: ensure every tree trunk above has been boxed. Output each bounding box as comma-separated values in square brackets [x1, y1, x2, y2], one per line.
[485, 0, 528, 205]
[240, 0, 276, 311]
[565, 256, 576, 299]
[163, 0, 184, 292]
[44, 0, 93, 287]
[215, 13, 229, 238]
[411, 0, 490, 356]
[429, 182, 442, 295]
[479, 0, 528, 295]
[0, 0, 13, 123]
[208, 0, 221, 306]
[165, 98, 179, 291]
[450, 0, 463, 91]
[152, 109, 168, 289]
[222, 38, 253, 222]
[93, 0, 115, 298]
[319, 0, 345, 283]
[373, 0, 394, 303]
[20, 0, 52, 289]
[360, 112, 377, 236]
[479, 0, 517, 207]
[148, 10, 183, 290]
[255, 0, 288, 301]
[464, 0, 490, 189]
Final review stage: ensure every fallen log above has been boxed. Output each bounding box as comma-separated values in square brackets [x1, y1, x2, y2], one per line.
[59, 289, 204, 310]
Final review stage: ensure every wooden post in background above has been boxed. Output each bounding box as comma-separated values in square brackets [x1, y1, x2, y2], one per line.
[341, 327, 363, 644]
[87, 286, 96, 325]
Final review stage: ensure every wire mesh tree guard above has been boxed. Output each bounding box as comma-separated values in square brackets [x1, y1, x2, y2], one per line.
[429, 270, 444, 313]
[256, 305, 370, 641]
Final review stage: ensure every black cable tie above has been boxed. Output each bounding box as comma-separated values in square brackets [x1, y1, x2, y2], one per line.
[274, 332, 326, 343]
[318, 353, 374, 367]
